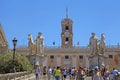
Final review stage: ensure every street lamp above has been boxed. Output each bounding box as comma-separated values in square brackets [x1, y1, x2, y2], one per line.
[12, 37, 17, 73]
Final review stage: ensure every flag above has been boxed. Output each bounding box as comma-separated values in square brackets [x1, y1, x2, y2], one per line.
[53, 42, 55, 45]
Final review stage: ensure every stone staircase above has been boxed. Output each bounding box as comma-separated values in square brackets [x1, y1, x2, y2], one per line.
[11, 73, 35, 80]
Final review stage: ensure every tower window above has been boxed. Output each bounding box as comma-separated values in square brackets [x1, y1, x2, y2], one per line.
[65, 55, 69, 59]
[65, 37, 69, 44]
[66, 37, 68, 41]
[65, 26, 69, 32]
[50, 55, 54, 59]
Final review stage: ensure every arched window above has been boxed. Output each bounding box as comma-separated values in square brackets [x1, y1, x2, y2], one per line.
[65, 26, 69, 32]
[65, 37, 69, 44]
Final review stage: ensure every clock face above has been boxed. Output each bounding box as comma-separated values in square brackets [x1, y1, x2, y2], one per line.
[64, 32, 69, 37]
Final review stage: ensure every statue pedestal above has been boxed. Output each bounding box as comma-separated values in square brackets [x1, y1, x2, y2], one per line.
[28, 54, 46, 74]
[88, 54, 108, 69]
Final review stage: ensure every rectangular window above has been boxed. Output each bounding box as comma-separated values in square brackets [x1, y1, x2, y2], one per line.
[79, 55, 83, 59]
[109, 55, 113, 59]
[50, 55, 54, 59]
[65, 55, 69, 59]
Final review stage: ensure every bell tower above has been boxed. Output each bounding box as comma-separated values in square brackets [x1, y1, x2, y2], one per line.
[61, 8, 73, 48]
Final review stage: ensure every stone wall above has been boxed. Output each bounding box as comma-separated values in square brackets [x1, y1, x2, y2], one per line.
[0, 71, 31, 80]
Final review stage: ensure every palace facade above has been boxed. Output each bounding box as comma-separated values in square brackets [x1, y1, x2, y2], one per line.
[17, 11, 120, 69]
[0, 10, 120, 69]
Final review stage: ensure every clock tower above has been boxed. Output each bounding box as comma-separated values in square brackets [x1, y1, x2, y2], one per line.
[61, 8, 73, 48]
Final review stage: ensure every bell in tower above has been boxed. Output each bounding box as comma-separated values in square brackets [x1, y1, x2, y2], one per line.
[61, 8, 73, 48]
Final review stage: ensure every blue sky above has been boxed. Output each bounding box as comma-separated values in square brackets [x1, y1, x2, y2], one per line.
[0, 0, 120, 48]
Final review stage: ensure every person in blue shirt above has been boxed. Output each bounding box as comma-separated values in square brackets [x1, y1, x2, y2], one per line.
[34, 66, 40, 80]
[63, 68, 67, 80]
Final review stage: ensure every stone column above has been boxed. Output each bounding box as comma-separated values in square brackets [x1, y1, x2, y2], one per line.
[57, 55, 61, 66]
[118, 54, 120, 69]
[86, 56, 89, 68]
[72, 55, 76, 68]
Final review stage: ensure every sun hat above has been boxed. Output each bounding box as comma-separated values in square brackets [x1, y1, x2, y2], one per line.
[95, 66, 99, 70]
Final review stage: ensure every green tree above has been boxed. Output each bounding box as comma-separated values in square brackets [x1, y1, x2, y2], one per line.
[0, 52, 33, 73]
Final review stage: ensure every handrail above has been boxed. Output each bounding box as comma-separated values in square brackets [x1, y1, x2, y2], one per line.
[0, 71, 31, 80]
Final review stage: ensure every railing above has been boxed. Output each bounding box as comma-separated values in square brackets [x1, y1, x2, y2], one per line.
[0, 71, 31, 80]
[16, 45, 120, 50]
[44, 46, 90, 50]
[106, 45, 120, 49]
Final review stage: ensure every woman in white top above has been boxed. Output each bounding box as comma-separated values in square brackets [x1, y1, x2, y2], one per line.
[92, 66, 103, 80]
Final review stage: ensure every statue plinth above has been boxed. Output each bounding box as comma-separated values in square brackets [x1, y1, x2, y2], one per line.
[88, 54, 108, 69]
[28, 53, 46, 75]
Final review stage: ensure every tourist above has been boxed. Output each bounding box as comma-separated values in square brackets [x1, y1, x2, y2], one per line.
[92, 66, 103, 80]
[55, 66, 61, 80]
[34, 65, 40, 80]
[63, 67, 67, 80]
[60, 67, 64, 80]
[110, 68, 118, 80]
[70, 67, 75, 79]
[47, 66, 52, 80]
[74, 68, 78, 79]
[76, 66, 86, 80]
[103, 70, 110, 80]
[52, 67, 56, 80]
[43, 66, 47, 80]
[101, 64, 106, 77]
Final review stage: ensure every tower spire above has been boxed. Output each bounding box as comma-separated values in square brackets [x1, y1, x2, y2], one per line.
[66, 8, 68, 19]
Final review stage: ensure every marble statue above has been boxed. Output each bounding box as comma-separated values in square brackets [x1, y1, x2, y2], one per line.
[28, 34, 35, 54]
[36, 32, 44, 54]
[89, 33, 107, 69]
[28, 32, 44, 54]
[89, 32, 99, 55]
[99, 33, 105, 55]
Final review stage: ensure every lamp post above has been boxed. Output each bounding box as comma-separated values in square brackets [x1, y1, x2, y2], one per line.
[12, 37, 17, 73]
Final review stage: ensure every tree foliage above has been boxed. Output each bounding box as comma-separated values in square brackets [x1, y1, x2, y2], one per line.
[0, 52, 33, 73]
